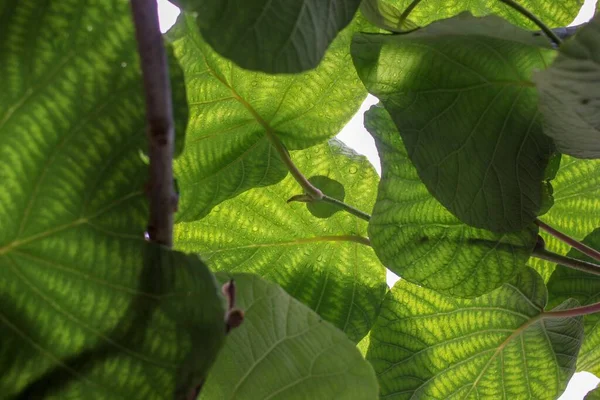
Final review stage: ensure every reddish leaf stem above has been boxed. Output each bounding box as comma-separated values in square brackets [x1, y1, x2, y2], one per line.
[130, 0, 177, 246]
[543, 301, 600, 318]
[536, 219, 600, 262]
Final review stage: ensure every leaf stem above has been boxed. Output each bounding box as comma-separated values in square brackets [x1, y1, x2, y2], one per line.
[130, 0, 177, 246]
[265, 131, 372, 221]
[536, 219, 600, 262]
[532, 247, 600, 276]
[321, 196, 372, 222]
[398, 0, 424, 26]
[497, 0, 562, 45]
[542, 301, 600, 318]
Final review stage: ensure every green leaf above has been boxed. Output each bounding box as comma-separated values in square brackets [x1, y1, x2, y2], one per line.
[360, 0, 581, 32]
[534, 15, 600, 159]
[171, 0, 362, 73]
[365, 104, 537, 297]
[174, 140, 387, 342]
[586, 386, 600, 400]
[547, 229, 600, 375]
[359, 0, 419, 32]
[529, 156, 600, 280]
[0, 1, 224, 398]
[367, 267, 583, 399]
[352, 13, 556, 233]
[306, 175, 346, 218]
[170, 13, 367, 222]
[201, 273, 379, 399]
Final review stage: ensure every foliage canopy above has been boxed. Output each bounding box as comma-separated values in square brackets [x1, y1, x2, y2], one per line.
[1, 0, 600, 399]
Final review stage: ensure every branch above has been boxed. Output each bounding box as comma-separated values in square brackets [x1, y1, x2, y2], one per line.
[536, 219, 600, 262]
[532, 247, 600, 276]
[542, 300, 600, 318]
[498, 0, 562, 45]
[266, 131, 373, 221]
[130, 0, 177, 246]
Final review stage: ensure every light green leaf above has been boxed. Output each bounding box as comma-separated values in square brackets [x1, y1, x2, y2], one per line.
[367, 267, 583, 399]
[365, 105, 536, 297]
[529, 156, 600, 280]
[359, 0, 418, 32]
[360, 0, 581, 32]
[534, 15, 600, 159]
[547, 229, 600, 375]
[352, 13, 556, 233]
[170, 13, 367, 222]
[171, 0, 362, 73]
[174, 140, 387, 342]
[0, 1, 224, 398]
[201, 273, 379, 399]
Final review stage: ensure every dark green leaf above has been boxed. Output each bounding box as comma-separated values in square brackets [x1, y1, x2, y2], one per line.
[0, 1, 224, 397]
[174, 140, 386, 342]
[172, 0, 362, 73]
[360, 0, 582, 32]
[365, 104, 536, 297]
[367, 267, 583, 399]
[547, 229, 600, 375]
[535, 15, 600, 159]
[170, 13, 367, 222]
[201, 273, 379, 399]
[529, 156, 600, 280]
[352, 13, 556, 233]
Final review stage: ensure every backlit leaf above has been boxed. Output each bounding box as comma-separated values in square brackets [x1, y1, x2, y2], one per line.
[547, 229, 600, 375]
[535, 15, 600, 158]
[367, 267, 583, 399]
[169, 13, 367, 222]
[0, 1, 224, 398]
[529, 156, 600, 280]
[352, 13, 556, 233]
[174, 140, 387, 342]
[364, 104, 537, 298]
[360, 0, 581, 32]
[200, 273, 379, 399]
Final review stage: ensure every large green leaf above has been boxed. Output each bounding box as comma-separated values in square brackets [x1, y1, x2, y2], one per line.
[534, 15, 600, 159]
[547, 229, 600, 375]
[169, 13, 367, 222]
[529, 156, 600, 280]
[175, 140, 387, 342]
[365, 105, 536, 298]
[367, 267, 583, 399]
[201, 273, 379, 399]
[352, 13, 556, 233]
[172, 0, 362, 73]
[360, 0, 581, 32]
[0, 1, 225, 397]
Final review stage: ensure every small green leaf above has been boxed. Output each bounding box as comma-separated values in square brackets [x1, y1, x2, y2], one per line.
[534, 15, 600, 159]
[174, 140, 386, 341]
[547, 229, 600, 376]
[360, 0, 582, 31]
[201, 273, 379, 399]
[306, 176, 346, 218]
[529, 156, 600, 280]
[352, 13, 556, 233]
[0, 1, 223, 397]
[170, 13, 367, 222]
[367, 267, 583, 399]
[365, 105, 536, 297]
[172, 0, 361, 73]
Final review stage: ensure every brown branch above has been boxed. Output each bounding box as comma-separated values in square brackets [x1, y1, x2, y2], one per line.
[130, 0, 177, 246]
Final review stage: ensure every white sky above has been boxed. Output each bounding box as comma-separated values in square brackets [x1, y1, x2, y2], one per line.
[156, 0, 599, 397]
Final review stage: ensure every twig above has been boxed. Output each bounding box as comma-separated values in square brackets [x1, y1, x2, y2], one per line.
[321, 196, 371, 221]
[532, 247, 600, 276]
[542, 300, 600, 318]
[130, 0, 177, 246]
[536, 219, 600, 262]
[498, 0, 562, 45]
